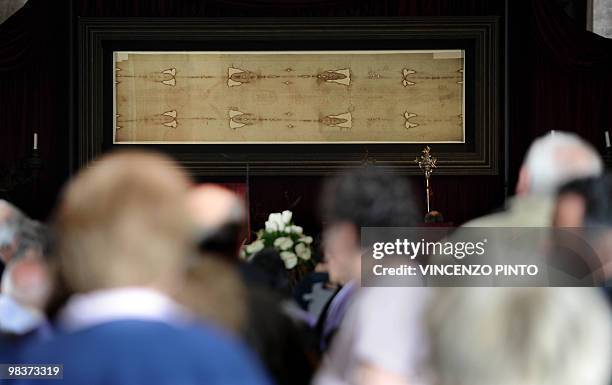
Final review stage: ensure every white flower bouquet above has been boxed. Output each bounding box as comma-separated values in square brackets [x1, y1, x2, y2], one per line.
[241, 210, 314, 271]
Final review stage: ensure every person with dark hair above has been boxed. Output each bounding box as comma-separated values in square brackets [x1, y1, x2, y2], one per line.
[314, 166, 430, 385]
[321, 166, 418, 228]
[553, 175, 612, 300]
[247, 247, 291, 295]
[293, 237, 337, 327]
[554, 176, 612, 228]
[315, 167, 418, 349]
[241, 246, 314, 385]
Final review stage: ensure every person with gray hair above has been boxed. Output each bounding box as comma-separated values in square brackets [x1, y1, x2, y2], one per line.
[0, 199, 27, 265]
[426, 288, 612, 385]
[464, 131, 603, 227]
[0, 204, 52, 366]
[0, 218, 52, 336]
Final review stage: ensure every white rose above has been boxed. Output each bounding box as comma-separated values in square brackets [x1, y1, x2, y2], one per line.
[295, 242, 311, 260]
[245, 240, 265, 254]
[273, 237, 294, 251]
[280, 251, 298, 269]
[298, 236, 313, 245]
[265, 220, 279, 232]
[281, 210, 293, 225]
[288, 225, 303, 235]
[268, 213, 285, 231]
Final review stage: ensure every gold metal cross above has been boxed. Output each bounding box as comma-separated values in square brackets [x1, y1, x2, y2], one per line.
[415, 146, 437, 212]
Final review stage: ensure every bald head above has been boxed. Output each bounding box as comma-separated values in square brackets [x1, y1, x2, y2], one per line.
[188, 185, 245, 230]
[54, 150, 193, 292]
[187, 184, 246, 260]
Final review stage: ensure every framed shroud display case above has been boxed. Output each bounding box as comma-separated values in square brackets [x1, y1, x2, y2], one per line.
[77, 17, 500, 175]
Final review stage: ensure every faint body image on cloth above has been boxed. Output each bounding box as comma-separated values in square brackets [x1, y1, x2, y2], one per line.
[113, 50, 465, 144]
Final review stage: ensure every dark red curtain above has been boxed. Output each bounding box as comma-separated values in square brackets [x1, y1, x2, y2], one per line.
[0, 0, 69, 216]
[533, 0, 612, 71]
[507, 0, 612, 192]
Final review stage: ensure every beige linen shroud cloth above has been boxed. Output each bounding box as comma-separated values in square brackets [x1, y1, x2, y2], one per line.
[114, 50, 464, 144]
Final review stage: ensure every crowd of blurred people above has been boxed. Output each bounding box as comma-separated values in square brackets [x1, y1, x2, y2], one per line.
[0, 131, 611, 385]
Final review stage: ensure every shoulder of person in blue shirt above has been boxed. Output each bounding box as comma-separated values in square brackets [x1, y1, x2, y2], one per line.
[11, 319, 273, 385]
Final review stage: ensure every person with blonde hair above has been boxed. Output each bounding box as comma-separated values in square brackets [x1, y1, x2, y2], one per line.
[16, 151, 271, 385]
[427, 288, 612, 385]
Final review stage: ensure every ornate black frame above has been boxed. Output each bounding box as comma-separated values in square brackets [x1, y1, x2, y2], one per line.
[77, 17, 500, 175]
